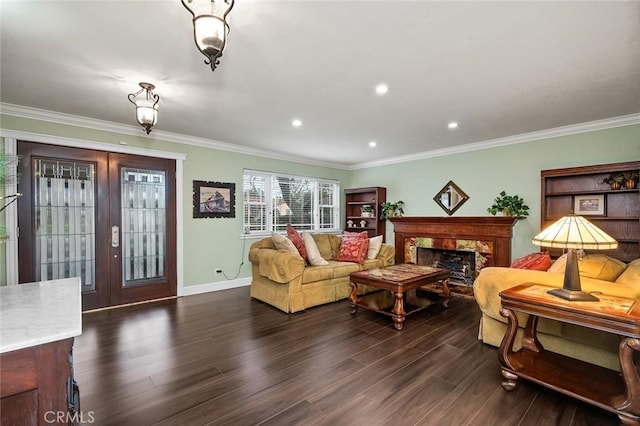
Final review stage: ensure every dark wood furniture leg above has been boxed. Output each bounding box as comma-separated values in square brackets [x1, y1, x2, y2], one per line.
[613, 338, 640, 424]
[522, 314, 543, 353]
[498, 307, 520, 391]
[391, 291, 406, 330]
[440, 278, 450, 308]
[349, 281, 359, 315]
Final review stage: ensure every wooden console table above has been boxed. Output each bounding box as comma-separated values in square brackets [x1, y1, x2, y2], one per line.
[499, 283, 640, 425]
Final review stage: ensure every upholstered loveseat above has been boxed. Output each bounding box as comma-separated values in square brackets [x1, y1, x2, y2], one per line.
[249, 233, 395, 313]
[474, 255, 640, 370]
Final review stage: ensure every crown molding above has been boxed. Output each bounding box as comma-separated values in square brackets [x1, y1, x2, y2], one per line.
[2, 103, 638, 171]
[0, 129, 188, 161]
[349, 113, 640, 170]
[0, 103, 349, 170]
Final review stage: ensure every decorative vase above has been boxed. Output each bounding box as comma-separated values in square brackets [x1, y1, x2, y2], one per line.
[624, 179, 637, 189]
[610, 182, 622, 190]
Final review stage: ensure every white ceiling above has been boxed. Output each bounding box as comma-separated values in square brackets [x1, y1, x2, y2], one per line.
[1, 1, 639, 168]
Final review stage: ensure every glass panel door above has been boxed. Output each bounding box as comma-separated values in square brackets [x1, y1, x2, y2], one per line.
[121, 167, 166, 286]
[34, 158, 96, 291]
[18, 142, 176, 310]
[108, 152, 176, 306]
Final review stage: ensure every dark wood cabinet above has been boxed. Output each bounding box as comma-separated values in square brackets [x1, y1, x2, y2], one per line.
[344, 187, 386, 240]
[541, 161, 640, 263]
[1, 338, 76, 426]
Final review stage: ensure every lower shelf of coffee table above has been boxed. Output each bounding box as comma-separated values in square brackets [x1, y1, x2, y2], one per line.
[505, 348, 626, 414]
[353, 289, 438, 317]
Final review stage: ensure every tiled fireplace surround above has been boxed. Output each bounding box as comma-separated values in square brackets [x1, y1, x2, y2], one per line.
[389, 217, 518, 286]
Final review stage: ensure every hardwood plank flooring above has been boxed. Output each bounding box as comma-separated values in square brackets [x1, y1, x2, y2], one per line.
[74, 287, 619, 425]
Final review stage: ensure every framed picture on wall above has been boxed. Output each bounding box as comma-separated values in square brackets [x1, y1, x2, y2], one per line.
[573, 194, 606, 216]
[193, 180, 236, 218]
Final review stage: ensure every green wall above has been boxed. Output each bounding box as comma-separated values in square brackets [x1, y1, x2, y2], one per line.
[349, 124, 640, 259]
[0, 115, 350, 288]
[1, 113, 638, 288]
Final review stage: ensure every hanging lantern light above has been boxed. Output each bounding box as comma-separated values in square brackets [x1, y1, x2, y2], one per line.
[127, 82, 159, 135]
[181, 0, 235, 72]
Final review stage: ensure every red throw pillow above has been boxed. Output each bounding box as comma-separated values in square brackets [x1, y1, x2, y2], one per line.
[342, 231, 368, 241]
[335, 238, 370, 265]
[511, 251, 552, 271]
[286, 224, 307, 260]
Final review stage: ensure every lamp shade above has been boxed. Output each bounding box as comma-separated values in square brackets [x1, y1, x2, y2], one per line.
[134, 98, 158, 127]
[182, 0, 235, 72]
[532, 215, 618, 250]
[128, 82, 159, 135]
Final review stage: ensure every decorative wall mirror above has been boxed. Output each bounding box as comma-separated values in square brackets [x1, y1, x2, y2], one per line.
[434, 180, 469, 216]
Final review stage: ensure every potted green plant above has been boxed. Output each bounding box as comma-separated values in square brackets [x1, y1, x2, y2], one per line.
[381, 200, 405, 219]
[622, 171, 638, 189]
[487, 191, 529, 217]
[602, 173, 625, 190]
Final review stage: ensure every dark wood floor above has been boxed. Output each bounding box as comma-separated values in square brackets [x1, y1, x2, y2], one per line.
[74, 287, 618, 426]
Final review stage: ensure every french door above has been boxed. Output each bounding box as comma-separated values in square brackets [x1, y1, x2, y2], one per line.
[17, 142, 176, 310]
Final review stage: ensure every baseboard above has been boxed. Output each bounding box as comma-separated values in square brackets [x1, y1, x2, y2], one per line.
[179, 277, 251, 297]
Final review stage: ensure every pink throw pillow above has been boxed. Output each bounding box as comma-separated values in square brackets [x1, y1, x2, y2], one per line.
[335, 238, 370, 265]
[286, 224, 307, 260]
[511, 251, 552, 271]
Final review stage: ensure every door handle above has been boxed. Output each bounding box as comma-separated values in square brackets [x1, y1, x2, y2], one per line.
[111, 226, 119, 248]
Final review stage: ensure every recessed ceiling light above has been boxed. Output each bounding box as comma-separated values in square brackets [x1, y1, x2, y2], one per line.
[375, 84, 388, 95]
[292, 119, 302, 128]
[369, 141, 377, 147]
[448, 121, 459, 129]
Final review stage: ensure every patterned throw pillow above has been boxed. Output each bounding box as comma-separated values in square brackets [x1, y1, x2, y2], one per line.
[286, 224, 307, 260]
[342, 231, 369, 241]
[511, 251, 552, 271]
[335, 237, 370, 265]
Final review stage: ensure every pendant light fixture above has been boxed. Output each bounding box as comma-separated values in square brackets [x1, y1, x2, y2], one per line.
[181, 0, 235, 72]
[128, 82, 159, 135]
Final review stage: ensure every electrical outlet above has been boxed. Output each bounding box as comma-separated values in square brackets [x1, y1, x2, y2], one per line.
[215, 269, 222, 274]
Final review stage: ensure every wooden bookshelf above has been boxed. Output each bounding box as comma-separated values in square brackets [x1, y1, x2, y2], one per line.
[344, 187, 386, 240]
[541, 161, 640, 262]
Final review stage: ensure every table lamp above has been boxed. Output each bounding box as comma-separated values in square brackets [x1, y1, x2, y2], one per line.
[532, 215, 618, 301]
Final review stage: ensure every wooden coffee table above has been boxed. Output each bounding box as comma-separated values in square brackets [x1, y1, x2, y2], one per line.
[499, 283, 640, 425]
[349, 264, 450, 330]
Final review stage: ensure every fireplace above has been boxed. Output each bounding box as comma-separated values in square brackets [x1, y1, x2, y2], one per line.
[389, 216, 518, 285]
[417, 247, 475, 285]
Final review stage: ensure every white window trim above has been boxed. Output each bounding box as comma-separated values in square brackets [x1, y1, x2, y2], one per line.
[243, 169, 340, 237]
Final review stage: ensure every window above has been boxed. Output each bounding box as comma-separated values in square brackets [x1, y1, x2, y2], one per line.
[243, 170, 340, 234]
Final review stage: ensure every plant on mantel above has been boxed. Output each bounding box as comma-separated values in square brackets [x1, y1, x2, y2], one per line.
[487, 191, 529, 218]
[381, 200, 405, 219]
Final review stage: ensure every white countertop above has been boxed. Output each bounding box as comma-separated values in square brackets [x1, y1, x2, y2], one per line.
[1, 277, 82, 353]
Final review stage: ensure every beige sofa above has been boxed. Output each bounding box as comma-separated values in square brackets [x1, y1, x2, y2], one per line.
[249, 233, 395, 313]
[473, 256, 640, 371]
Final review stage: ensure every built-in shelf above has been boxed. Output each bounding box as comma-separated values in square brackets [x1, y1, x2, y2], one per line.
[541, 161, 640, 263]
[545, 188, 638, 197]
[345, 187, 386, 240]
